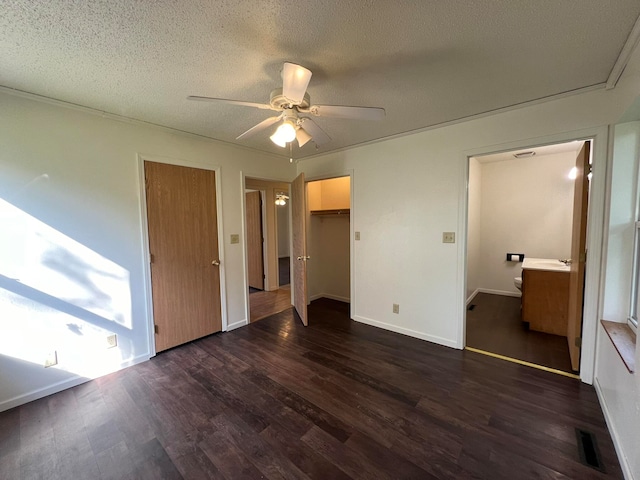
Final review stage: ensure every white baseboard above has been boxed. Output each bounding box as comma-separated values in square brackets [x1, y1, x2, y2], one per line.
[226, 319, 248, 331]
[353, 315, 458, 349]
[594, 377, 634, 480]
[309, 293, 350, 303]
[478, 288, 521, 298]
[0, 353, 151, 413]
[466, 288, 480, 305]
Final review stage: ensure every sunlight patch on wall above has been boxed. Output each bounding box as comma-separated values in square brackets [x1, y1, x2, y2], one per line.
[0, 197, 135, 379]
[0, 198, 131, 328]
[0, 288, 131, 378]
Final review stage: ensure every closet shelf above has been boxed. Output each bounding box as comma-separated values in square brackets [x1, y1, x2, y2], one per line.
[310, 209, 350, 216]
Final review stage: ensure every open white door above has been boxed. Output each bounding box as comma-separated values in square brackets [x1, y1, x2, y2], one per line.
[567, 142, 590, 371]
[291, 173, 309, 325]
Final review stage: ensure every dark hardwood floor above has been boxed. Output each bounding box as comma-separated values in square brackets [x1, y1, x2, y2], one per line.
[0, 298, 622, 479]
[466, 292, 574, 373]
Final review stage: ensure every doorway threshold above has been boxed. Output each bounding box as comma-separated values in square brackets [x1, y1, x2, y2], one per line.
[465, 346, 580, 379]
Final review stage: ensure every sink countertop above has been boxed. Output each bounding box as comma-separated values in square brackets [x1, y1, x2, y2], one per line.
[521, 257, 570, 272]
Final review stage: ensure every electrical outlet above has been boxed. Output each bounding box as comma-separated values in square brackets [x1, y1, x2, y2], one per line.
[230, 234, 240, 244]
[106, 334, 118, 349]
[393, 303, 399, 314]
[44, 351, 58, 368]
[355, 231, 360, 241]
[442, 232, 455, 243]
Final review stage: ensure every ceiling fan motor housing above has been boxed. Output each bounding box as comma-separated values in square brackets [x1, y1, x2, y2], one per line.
[270, 88, 311, 110]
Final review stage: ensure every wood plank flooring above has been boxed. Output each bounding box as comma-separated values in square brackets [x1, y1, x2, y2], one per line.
[466, 292, 574, 373]
[0, 298, 623, 479]
[249, 285, 292, 322]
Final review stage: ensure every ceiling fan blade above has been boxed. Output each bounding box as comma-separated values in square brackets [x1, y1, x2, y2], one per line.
[187, 96, 273, 110]
[308, 104, 385, 121]
[282, 63, 312, 105]
[299, 117, 331, 146]
[296, 128, 312, 147]
[236, 116, 281, 140]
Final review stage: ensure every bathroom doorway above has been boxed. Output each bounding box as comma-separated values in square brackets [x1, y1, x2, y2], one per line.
[464, 139, 591, 376]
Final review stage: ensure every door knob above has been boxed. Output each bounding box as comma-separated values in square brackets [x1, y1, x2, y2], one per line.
[296, 256, 311, 261]
[211, 260, 221, 266]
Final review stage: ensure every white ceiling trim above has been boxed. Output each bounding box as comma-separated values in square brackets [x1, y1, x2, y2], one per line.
[297, 82, 606, 164]
[607, 14, 640, 89]
[0, 85, 285, 161]
[0, 74, 619, 165]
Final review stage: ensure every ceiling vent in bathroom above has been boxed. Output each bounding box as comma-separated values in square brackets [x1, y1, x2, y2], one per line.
[513, 151, 536, 158]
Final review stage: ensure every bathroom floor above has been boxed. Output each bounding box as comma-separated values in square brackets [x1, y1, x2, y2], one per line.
[466, 292, 574, 374]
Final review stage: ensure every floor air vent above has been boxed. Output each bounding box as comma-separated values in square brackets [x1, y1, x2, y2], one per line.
[575, 428, 604, 472]
[467, 304, 476, 311]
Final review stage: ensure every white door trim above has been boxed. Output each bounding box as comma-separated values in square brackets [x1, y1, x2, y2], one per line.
[137, 154, 227, 356]
[304, 170, 355, 319]
[458, 126, 609, 385]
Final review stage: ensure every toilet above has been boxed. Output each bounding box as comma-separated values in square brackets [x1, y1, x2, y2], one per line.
[514, 276, 522, 292]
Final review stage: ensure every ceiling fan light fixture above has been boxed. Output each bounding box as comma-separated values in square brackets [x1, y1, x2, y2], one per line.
[275, 191, 289, 206]
[296, 127, 312, 147]
[270, 120, 296, 147]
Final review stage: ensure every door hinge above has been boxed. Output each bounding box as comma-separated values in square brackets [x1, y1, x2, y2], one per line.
[150, 253, 155, 264]
[575, 337, 582, 348]
[579, 251, 587, 263]
[154, 324, 159, 334]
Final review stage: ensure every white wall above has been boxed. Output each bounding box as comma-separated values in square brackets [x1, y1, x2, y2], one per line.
[466, 157, 482, 299]
[477, 151, 576, 295]
[0, 92, 294, 411]
[277, 202, 290, 258]
[595, 120, 640, 480]
[308, 215, 350, 302]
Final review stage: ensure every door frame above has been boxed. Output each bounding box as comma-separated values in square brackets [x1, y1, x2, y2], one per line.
[458, 126, 609, 385]
[303, 170, 355, 320]
[137, 154, 227, 357]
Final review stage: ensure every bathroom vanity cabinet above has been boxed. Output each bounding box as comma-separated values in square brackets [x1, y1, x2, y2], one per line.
[521, 259, 570, 336]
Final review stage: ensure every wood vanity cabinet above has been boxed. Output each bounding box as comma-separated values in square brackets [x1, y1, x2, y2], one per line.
[521, 268, 570, 336]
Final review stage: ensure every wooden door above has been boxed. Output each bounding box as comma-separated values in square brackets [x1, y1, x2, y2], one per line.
[567, 142, 590, 371]
[144, 161, 222, 352]
[291, 173, 308, 326]
[246, 191, 264, 290]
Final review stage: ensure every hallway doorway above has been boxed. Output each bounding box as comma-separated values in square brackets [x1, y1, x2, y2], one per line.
[244, 177, 292, 322]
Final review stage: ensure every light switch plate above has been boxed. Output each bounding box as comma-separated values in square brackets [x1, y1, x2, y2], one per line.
[230, 234, 240, 244]
[442, 232, 455, 243]
[44, 351, 58, 368]
[106, 334, 118, 349]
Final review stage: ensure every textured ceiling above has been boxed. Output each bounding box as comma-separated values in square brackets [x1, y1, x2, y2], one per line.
[2, 1, 640, 159]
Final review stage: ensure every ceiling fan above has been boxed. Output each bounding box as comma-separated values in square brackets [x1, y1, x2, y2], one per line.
[188, 62, 385, 149]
